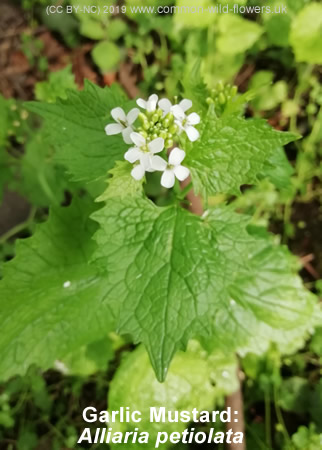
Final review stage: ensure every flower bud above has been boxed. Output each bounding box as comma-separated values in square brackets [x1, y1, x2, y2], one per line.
[169, 124, 178, 134]
[231, 85, 238, 96]
[152, 113, 159, 123]
[219, 93, 226, 105]
[157, 108, 163, 118]
[165, 138, 173, 148]
[217, 81, 224, 92]
[164, 113, 174, 123]
[138, 112, 147, 124]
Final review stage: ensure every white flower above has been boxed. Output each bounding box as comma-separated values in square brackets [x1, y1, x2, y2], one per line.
[172, 105, 200, 142]
[152, 147, 190, 188]
[158, 98, 193, 116]
[105, 107, 139, 144]
[158, 98, 172, 115]
[136, 94, 158, 113]
[125, 132, 165, 180]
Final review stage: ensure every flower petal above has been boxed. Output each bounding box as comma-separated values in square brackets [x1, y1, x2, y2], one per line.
[111, 107, 126, 123]
[139, 153, 152, 170]
[105, 123, 124, 135]
[147, 94, 158, 112]
[169, 147, 186, 166]
[124, 148, 141, 163]
[127, 108, 139, 125]
[185, 125, 200, 142]
[175, 120, 185, 133]
[172, 105, 186, 121]
[150, 155, 167, 171]
[122, 127, 133, 144]
[148, 137, 164, 154]
[187, 112, 200, 125]
[161, 169, 175, 189]
[130, 132, 146, 147]
[179, 99, 192, 112]
[159, 98, 172, 114]
[131, 164, 145, 180]
[137, 98, 147, 109]
[174, 165, 190, 181]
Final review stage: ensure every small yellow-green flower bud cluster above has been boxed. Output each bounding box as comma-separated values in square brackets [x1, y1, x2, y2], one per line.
[137, 108, 179, 149]
[206, 82, 238, 113]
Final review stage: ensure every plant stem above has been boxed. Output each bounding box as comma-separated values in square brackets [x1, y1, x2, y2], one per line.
[178, 181, 193, 200]
[273, 384, 291, 446]
[225, 367, 246, 450]
[180, 177, 246, 449]
[265, 390, 272, 449]
[0, 207, 36, 244]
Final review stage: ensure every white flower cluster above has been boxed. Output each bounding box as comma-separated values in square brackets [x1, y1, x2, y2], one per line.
[105, 94, 201, 188]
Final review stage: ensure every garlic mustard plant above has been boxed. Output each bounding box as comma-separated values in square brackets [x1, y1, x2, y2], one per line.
[105, 94, 201, 187]
[2, 80, 315, 386]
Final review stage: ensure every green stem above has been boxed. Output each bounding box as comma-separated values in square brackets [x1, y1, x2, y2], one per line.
[0, 207, 36, 244]
[305, 106, 322, 152]
[158, 31, 168, 66]
[274, 384, 291, 447]
[290, 64, 313, 134]
[265, 390, 272, 449]
[178, 182, 193, 200]
[38, 171, 59, 205]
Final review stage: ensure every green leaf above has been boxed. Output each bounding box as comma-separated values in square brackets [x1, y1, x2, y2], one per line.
[80, 18, 106, 40]
[265, 14, 291, 48]
[0, 94, 9, 147]
[107, 19, 128, 40]
[92, 41, 121, 73]
[17, 428, 38, 450]
[0, 152, 12, 204]
[92, 195, 315, 380]
[26, 82, 131, 184]
[217, 14, 263, 55]
[249, 71, 288, 112]
[310, 327, 322, 356]
[259, 147, 294, 190]
[35, 66, 77, 103]
[57, 336, 114, 376]
[97, 161, 144, 201]
[289, 3, 322, 64]
[288, 425, 322, 450]
[182, 59, 209, 115]
[108, 343, 237, 449]
[0, 96, 12, 202]
[185, 112, 299, 197]
[0, 197, 115, 381]
[278, 377, 311, 412]
[174, 0, 215, 28]
[19, 129, 67, 206]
